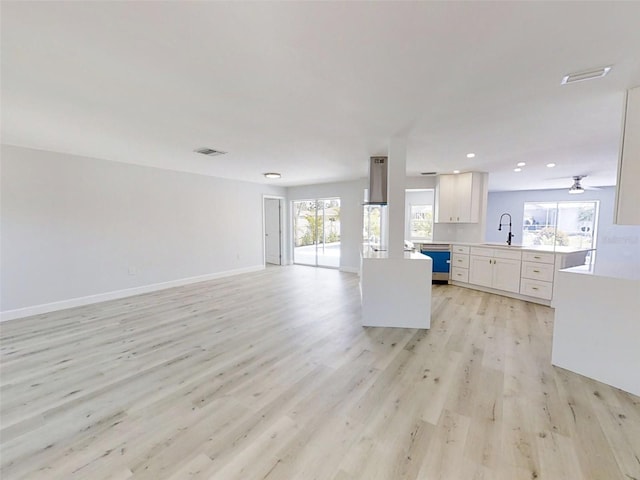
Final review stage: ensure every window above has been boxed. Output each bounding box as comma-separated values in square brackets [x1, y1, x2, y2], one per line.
[522, 201, 599, 249]
[363, 204, 386, 251]
[409, 205, 433, 241]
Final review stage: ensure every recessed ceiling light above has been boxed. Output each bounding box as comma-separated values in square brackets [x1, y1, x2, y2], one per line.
[561, 66, 612, 85]
[516, 162, 526, 167]
[453, 170, 460, 174]
[547, 163, 556, 168]
[466, 153, 475, 158]
[514, 168, 522, 172]
[263, 172, 281, 179]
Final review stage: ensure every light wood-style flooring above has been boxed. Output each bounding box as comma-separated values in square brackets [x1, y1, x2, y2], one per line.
[1, 266, 639, 479]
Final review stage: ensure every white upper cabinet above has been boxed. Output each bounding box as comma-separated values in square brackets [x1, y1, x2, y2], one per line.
[435, 172, 485, 223]
[436, 173, 458, 223]
[615, 86, 640, 225]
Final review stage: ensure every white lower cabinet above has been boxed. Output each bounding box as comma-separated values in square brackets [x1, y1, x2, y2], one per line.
[520, 278, 553, 300]
[468, 247, 522, 294]
[468, 255, 493, 287]
[450, 244, 590, 305]
[521, 261, 554, 282]
[451, 253, 470, 269]
[519, 251, 556, 300]
[451, 266, 469, 283]
[450, 245, 470, 284]
[492, 258, 523, 293]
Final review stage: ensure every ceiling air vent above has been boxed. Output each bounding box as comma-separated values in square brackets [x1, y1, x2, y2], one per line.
[420, 172, 437, 176]
[561, 66, 612, 85]
[194, 147, 227, 156]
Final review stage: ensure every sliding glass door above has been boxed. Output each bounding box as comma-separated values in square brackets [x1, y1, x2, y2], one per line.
[522, 200, 599, 249]
[293, 198, 341, 268]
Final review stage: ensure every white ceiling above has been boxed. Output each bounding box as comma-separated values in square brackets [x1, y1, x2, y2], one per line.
[2, 2, 640, 191]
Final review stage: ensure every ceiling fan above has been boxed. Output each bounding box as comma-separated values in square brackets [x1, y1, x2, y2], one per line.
[568, 175, 600, 194]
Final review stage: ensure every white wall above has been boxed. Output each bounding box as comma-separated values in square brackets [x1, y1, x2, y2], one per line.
[287, 179, 367, 272]
[433, 221, 487, 244]
[1, 145, 285, 317]
[485, 187, 640, 267]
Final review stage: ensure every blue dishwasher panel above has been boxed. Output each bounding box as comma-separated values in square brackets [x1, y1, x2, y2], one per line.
[420, 251, 451, 273]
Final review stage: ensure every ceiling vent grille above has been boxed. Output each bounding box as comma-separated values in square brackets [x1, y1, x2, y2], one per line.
[194, 147, 227, 156]
[561, 66, 612, 85]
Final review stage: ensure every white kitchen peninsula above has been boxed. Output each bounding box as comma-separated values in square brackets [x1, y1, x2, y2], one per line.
[449, 243, 592, 306]
[360, 250, 432, 329]
[552, 263, 640, 396]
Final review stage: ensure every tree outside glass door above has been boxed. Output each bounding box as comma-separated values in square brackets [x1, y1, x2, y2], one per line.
[293, 198, 341, 268]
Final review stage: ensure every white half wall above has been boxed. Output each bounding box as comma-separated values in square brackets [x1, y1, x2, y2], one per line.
[0, 145, 285, 318]
[552, 269, 640, 396]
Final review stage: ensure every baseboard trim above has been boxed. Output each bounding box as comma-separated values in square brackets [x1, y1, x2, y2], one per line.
[449, 280, 552, 306]
[0, 265, 265, 322]
[339, 266, 360, 274]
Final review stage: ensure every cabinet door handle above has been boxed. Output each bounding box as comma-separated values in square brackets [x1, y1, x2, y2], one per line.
[532, 287, 539, 290]
[533, 269, 540, 273]
[534, 256, 541, 259]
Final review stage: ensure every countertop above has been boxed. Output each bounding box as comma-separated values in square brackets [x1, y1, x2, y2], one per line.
[417, 241, 593, 254]
[362, 250, 430, 260]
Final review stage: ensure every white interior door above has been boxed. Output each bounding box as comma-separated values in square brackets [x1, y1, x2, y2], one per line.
[265, 198, 281, 265]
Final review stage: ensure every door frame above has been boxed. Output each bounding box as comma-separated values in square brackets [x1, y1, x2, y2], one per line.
[263, 195, 285, 266]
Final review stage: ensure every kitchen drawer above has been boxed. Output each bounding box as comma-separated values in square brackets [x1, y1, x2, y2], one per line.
[521, 261, 554, 282]
[451, 253, 469, 269]
[452, 245, 470, 254]
[469, 246, 521, 260]
[520, 278, 553, 300]
[522, 251, 555, 265]
[470, 246, 492, 257]
[451, 266, 469, 283]
[492, 248, 522, 260]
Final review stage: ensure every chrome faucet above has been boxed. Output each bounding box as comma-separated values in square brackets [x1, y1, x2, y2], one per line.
[498, 213, 514, 245]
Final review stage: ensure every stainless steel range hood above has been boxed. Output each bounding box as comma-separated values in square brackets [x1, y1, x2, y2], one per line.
[365, 156, 388, 205]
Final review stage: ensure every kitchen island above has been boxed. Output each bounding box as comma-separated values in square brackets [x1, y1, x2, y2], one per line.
[552, 262, 640, 396]
[360, 250, 432, 329]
